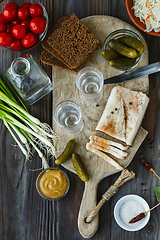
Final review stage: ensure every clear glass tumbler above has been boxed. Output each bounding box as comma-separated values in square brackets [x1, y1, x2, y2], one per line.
[76, 67, 104, 103]
[54, 100, 83, 134]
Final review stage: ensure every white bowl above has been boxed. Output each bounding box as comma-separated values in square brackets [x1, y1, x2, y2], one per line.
[114, 194, 150, 231]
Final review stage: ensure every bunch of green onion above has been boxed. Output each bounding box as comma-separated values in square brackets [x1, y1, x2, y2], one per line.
[0, 78, 57, 169]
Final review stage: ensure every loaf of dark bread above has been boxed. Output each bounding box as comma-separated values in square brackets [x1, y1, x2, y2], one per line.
[40, 49, 82, 73]
[47, 14, 100, 69]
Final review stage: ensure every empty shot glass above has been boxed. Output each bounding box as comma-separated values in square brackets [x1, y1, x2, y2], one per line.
[76, 67, 104, 103]
[54, 100, 83, 134]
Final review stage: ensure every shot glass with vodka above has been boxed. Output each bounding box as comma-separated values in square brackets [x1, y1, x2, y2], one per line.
[54, 100, 83, 134]
[75, 67, 104, 103]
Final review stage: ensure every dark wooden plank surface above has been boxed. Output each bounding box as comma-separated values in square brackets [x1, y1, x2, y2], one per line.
[0, 0, 160, 239]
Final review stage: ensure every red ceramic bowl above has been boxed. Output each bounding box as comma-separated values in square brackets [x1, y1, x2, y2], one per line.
[125, 0, 160, 36]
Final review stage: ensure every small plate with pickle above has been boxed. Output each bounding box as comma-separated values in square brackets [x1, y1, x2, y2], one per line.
[102, 29, 144, 71]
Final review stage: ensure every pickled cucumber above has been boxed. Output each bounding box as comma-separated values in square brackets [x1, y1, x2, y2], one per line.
[108, 39, 138, 59]
[118, 36, 144, 54]
[109, 57, 136, 68]
[102, 49, 120, 61]
[55, 139, 76, 165]
[72, 153, 89, 182]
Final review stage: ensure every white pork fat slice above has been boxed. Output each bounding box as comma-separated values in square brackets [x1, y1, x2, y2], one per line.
[96, 87, 126, 143]
[95, 86, 149, 145]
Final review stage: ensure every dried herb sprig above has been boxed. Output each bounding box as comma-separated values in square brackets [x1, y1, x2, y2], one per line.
[129, 186, 160, 223]
[141, 158, 160, 180]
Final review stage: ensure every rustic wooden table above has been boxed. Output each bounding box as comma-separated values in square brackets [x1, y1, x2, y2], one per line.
[0, 0, 160, 239]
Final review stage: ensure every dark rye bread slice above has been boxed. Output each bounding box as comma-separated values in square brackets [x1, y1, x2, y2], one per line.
[47, 13, 100, 69]
[40, 49, 82, 73]
[41, 17, 74, 69]
[42, 16, 67, 54]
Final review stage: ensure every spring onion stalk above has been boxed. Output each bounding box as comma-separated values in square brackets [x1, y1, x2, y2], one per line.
[0, 108, 52, 147]
[0, 78, 58, 169]
[0, 102, 38, 133]
[22, 130, 49, 169]
[0, 79, 15, 100]
[3, 119, 28, 157]
[8, 123, 28, 144]
[0, 91, 40, 125]
[0, 78, 26, 108]
[36, 124, 55, 138]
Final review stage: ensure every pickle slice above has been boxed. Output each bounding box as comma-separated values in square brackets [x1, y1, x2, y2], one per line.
[55, 139, 76, 165]
[118, 36, 144, 54]
[72, 153, 89, 182]
[108, 39, 138, 59]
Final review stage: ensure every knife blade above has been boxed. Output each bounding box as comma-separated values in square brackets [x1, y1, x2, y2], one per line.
[104, 61, 160, 85]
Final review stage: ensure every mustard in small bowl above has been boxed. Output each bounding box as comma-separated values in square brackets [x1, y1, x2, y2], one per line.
[36, 167, 70, 201]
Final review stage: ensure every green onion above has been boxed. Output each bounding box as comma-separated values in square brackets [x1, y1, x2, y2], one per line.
[3, 119, 28, 156]
[0, 78, 57, 169]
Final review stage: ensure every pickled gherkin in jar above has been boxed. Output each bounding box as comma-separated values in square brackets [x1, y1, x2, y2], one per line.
[109, 57, 136, 68]
[108, 39, 138, 59]
[102, 49, 120, 61]
[118, 36, 144, 54]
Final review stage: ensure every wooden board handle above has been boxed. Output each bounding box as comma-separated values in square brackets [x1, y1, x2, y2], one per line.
[78, 180, 99, 238]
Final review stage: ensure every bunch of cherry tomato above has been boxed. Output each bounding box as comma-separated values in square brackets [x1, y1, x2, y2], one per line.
[0, 1, 47, 50]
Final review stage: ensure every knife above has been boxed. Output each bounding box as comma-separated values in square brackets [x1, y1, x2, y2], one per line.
[104, 61, 160, 85]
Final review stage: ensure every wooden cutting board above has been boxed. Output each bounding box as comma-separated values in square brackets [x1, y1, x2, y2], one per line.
[52, 16, 149, 238]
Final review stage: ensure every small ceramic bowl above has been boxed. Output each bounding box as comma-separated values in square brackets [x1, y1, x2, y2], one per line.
[102, 29, 144, 71]
[125, 0, 160, 36]
[114, 194, 150, 231]
[36, 167, 70, 201]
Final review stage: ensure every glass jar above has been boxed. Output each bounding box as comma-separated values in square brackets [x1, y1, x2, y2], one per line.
[5, 54, 53, 105]
[102, 29, 144, 71]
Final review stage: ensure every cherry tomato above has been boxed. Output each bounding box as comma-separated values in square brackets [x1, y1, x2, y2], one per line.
[0, 22, 7, 33]
[11, 17, 21, 26]
[22, 32, 38, 48]
[9, 38, 22, 50]
[12, 24, 26, 39]
[0, 14, 9, 25]
[21, 2, 32, 8]
[6, 24, 13, 34]
[5, 2, 19, 9]
[29, 4, 43, 18]
[21, 19, 30, 32]
[3, 6, 17, 21]
[0, 32, 13, 46]
[29, 17, 46, 34]
[17, 7, 30, 20]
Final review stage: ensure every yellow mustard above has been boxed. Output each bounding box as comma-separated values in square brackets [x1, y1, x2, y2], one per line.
[39, 170, 68, 199]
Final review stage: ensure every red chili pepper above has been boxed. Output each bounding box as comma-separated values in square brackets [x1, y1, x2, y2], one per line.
[141, 158, 153, 171]
[141, 158, 160, 180]
[129, 212, 146, 223]
[145, 0, 148, 7]
[22, 54, 31, 58]
[146, 14, 151, 22]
